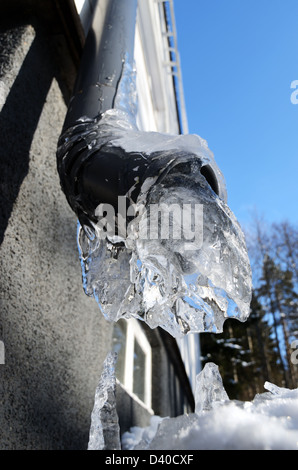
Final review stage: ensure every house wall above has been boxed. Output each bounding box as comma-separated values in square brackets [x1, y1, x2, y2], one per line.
[0, 0, 194, 449]
[0, 2, 114, 450]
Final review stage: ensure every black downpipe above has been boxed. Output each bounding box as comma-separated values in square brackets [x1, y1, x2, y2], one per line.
[57, 0, 142, 228]
[62, 0, 138, 131]
[57, 0, 221, 233]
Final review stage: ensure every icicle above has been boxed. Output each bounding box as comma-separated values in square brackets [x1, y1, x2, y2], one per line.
[88, 352, 121, 450]
[195, 362, 229, 413]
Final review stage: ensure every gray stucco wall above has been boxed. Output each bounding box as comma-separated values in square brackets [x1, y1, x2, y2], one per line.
[0, 21, 114, 450]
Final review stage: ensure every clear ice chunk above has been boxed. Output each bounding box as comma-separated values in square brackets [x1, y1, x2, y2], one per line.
[264, 381, 298, 398]
[88, 352, 121, 450]
[75, 109, 252, 338]
[195, 362, 229, 413]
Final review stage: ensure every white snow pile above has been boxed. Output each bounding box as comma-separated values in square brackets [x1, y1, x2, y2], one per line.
[122, 363, 298, 450]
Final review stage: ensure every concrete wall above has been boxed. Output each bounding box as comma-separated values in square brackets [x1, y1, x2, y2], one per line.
[0, 10, 114, 449]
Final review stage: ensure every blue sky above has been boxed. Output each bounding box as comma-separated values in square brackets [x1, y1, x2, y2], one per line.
[173, 0, 298, 228]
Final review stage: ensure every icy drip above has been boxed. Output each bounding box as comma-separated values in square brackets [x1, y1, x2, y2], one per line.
[88, 352, 120, 450]
[76, 111, 252, 337]
[113, 54, 138, 125]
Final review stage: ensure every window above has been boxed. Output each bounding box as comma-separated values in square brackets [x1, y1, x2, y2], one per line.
[112, 319, 152, 409]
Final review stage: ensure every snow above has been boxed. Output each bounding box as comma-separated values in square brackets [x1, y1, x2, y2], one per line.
[121, 363, 298, 450]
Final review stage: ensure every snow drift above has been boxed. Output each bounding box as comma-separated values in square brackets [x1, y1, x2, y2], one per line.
[122, 363, 298, 450]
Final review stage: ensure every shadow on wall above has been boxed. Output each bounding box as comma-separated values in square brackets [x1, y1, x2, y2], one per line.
[0, 29, 52, 244]
[2, 333, 90, 449]
[0, 22, 74, 245]
[0, 15, 99, 449]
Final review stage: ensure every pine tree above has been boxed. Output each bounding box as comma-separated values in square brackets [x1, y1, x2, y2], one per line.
[256, 255, 298, 388]
[246, 217, 298, 389]
[247, 290, 284, 390]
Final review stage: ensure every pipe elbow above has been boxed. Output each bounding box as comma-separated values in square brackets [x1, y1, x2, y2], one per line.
[56, 112, 227, 234]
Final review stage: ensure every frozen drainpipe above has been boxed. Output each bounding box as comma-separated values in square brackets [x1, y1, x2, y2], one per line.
[62, 0, 138, 130]
[57, 0, 150, 235]
[57, 0, 224, 234]
[56, 0, 252, 339]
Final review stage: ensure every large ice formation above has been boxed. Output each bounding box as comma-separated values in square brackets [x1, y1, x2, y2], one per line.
[75, 110, 252, 338]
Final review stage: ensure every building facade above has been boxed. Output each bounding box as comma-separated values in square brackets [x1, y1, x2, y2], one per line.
[0, 0, 200, 449]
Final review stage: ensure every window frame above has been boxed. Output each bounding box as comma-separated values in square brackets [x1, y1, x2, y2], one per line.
[114, 319, 152, 410]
